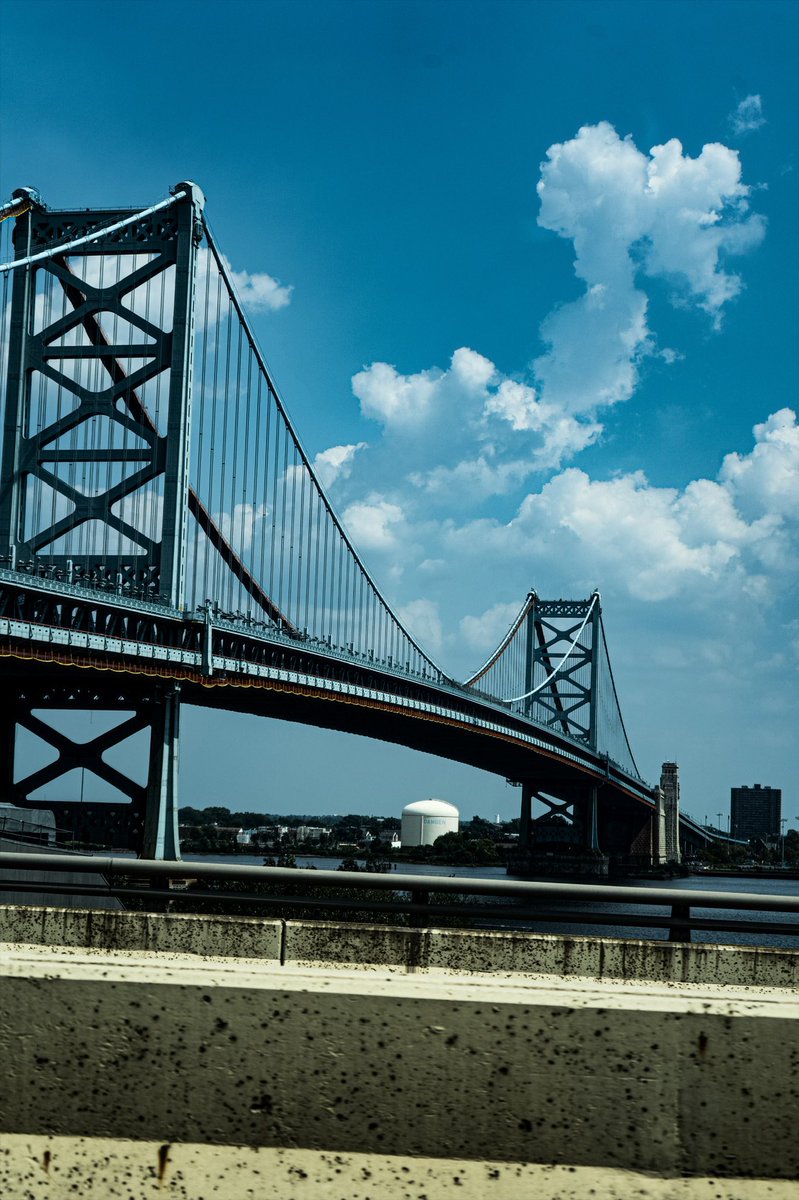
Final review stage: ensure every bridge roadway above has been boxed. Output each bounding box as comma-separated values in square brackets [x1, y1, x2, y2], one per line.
[0, 568, 655, 814]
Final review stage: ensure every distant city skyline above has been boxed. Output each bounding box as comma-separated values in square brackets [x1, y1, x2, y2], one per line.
[2, 0, 796, 826]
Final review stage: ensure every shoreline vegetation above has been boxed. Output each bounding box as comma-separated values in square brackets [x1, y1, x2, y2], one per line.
[177, 805, 799, 874]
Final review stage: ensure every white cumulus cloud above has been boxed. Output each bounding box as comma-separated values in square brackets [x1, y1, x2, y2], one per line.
[397, 598, 443, 656]
[444, 409, 797, 606]
[221, 254, 293, 311]
[311, 442, 367, 490]
[730, 94, 766, 136]
[719, 408, 799, 520]
[535, 121, 765, 409]
[341, 496, 406, 551]
[350, 122, 765, 500]
[352, 361, 441, 429]
[355, 347, 601, 497]
[459, 600, 524, 657]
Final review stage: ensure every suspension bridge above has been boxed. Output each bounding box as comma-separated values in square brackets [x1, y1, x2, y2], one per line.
[0, 182, 669, 867]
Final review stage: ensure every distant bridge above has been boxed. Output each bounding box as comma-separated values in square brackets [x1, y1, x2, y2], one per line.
[0, 184, 678, 865]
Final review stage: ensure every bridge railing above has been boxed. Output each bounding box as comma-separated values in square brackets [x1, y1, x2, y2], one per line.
[1, 852, 798, 944]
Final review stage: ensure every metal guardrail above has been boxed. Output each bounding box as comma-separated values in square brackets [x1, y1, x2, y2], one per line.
[1, 852, 798, 943]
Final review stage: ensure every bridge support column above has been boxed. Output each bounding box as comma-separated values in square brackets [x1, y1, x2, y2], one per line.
[0, 677, 181, 859]
[519, 782, 533, 850]
[586, 783, 600, 852]
[141, 686, 181, 862]
[653, 786, 668, 865]
[509, 780, 608, 878]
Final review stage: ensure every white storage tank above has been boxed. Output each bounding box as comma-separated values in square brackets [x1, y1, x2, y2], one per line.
[401, 798, 459, 847]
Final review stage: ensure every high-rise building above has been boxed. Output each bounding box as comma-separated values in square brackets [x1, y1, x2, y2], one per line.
[730, 784, 781, 840]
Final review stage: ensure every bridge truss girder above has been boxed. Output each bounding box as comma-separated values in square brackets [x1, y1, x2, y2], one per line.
[0, 675, 179, 858]
[0, 570, 655, 801]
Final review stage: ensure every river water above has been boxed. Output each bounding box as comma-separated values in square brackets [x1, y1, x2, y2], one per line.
[182, 854, 799, 948]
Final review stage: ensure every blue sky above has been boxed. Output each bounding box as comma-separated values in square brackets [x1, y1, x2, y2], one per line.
[1, 0, 797, 830]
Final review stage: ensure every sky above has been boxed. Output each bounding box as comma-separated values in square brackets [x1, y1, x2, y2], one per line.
[1, 0, 797, 830]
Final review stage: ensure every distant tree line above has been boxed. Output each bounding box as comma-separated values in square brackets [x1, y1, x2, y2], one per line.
[177, 805, 401, 855]
[177, 804, 520, 863]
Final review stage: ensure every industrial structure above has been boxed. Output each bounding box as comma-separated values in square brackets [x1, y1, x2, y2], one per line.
[400, 798, 459, 847]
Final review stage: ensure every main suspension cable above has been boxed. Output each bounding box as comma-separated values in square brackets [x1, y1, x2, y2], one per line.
[0, 191, 187, 273]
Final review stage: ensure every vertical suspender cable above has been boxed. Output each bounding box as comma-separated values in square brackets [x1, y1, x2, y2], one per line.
[201, 216, 444, 677]
[298, 463, 309, 632]
[335, 535, 343, 647]
[305, 481, 315, 634]
[240, 341, 253, 614]
[256, 376, 269, 611]
[191, 241, 211, 608]
[269, 402, 280, 612]
[320, 510, 329, 642]
[229, 319, 243, 610]
[219, 296, 233, 608]
[206, 273, 222, 604]
[277, 423, 288, 621]
[285, 443, 297, 625]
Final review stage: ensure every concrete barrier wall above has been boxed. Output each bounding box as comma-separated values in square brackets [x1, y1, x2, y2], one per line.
[1, 943, 797, 1182]
[0, 903, 282, 961]
[284, 920, 799, 987]
[1, 904, 798, 987]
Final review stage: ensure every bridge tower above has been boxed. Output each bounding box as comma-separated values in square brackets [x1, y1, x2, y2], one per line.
[515, 594, 606, 874]
[659, 761, 682, 864]
[0, 185, 205, 857]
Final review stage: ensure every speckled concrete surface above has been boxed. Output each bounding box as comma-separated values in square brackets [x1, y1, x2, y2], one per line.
[0, 904, 282, 961]
[0, 1137, 795, 1199]
[1, 945, 797, 1180]
[284, 921, 799, 987]
[2, 905, 797, 987]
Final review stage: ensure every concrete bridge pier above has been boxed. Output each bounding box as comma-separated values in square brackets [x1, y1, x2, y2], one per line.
[514, 779, 609, 878]
[513, 775, 683, 877]
[141, 684, 181, 861]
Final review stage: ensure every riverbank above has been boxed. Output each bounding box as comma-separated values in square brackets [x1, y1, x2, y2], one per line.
[691, 866, 799, 879]
[182, 852, 799, 884]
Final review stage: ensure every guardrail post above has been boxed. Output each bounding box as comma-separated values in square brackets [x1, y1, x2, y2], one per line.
[410, 888, 429, 928]
[669, 902, 691, 943]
